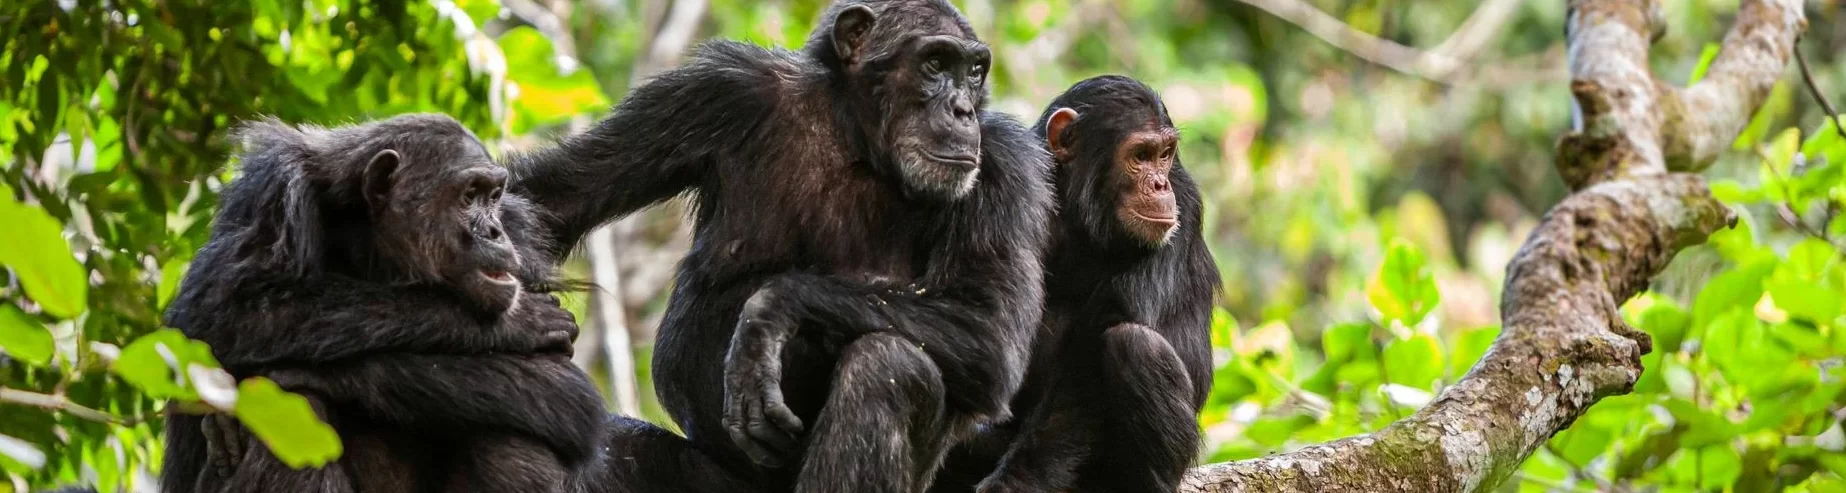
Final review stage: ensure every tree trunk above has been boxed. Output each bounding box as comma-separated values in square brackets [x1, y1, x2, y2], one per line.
[1179, 0, 1806, 491]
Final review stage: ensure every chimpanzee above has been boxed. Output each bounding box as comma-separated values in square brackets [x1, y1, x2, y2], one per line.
[503, 0, 1054, 490]
[160, 114, 607, 493]
[934, 75, 1219, 493]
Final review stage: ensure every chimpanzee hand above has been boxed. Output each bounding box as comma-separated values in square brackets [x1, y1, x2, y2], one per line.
[722, 288, 805, 468]
[501, 292, 578, 356]
[198, 413, 249, 485]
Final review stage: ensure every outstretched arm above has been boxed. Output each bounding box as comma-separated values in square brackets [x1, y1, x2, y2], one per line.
[262, 353, 607, 467]
[507, 41, 783, 254]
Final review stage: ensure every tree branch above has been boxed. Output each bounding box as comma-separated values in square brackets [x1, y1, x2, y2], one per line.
[1180, 0, 1804, 490]
[1227, 0, 1522, 83]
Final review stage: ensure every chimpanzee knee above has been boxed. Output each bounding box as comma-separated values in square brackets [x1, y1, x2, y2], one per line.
[795, 333, 950, 493]
[834, 333, 946, 431]
[1093, 323, 1198, 493]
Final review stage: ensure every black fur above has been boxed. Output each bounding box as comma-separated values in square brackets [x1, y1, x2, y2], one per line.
[509, 1, 1053, 491]
[160, 114, 606, 493]
[935, 75, 1220, 493]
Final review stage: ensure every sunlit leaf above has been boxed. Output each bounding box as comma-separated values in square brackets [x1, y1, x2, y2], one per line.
[0, 305, 53, 367]
[112, 329, 219, 400]
[0, 195, 87, 319]
[1686, 43, 1721, 85]
[158, 259, 190, 310]
[1366, 239, 1441, 328]
[1320, 322, 1371, 364]
[234, 378, 342, 468]
[1693, 257, 1777, 329]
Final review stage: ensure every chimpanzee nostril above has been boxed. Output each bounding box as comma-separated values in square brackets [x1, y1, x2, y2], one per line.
[484, 225, 505, 241]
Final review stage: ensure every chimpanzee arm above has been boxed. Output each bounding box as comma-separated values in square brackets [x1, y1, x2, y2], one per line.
[724, 114, 1054, 440]
[507, 41, 783, 253]
[173, 276, 572, 371]
[261, 353, 607, 467]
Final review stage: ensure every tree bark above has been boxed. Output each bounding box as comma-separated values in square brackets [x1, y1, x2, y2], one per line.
[1179, 0, 1806, 491]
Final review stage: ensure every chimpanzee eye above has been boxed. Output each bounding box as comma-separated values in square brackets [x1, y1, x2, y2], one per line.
[969, 64, 986, 85]
[1137, 148, 1155, 162]
[1161, 146, 1175, 160]
[924, 58, 943, 75]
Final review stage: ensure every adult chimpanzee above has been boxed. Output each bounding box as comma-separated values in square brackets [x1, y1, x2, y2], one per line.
[935, 75, 1218, 493]
[161, 114, 607, 493]
[503, 0, 1053, 490]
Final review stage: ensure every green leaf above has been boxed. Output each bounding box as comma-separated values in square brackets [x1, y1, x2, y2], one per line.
[1760, 127, 1803, 201]
[1698, 446, 1743, 490]
[1320, 322, 1371, 364]
[1635, 298, 1692, 353]
[0, 196, 87, 319]
[1734, 83, 1793, 150]
[158, 259, 190, 310]
[1551, 424, 1614, 467]
[1366, 239, 1441, 327]
[1708, 178, 1763, 203]
[111, 329, 219, 400]
[1686, 43, 1721, 85]
[1802, 118, 1846, 168]
[1449, 325, 1500, 379]
[1767, 278, 1842, 323]
[234, 378, 343, 468]
[0, 305, 52, 367]
[1692, 257, 1776, 329]
[1382, 332, 1444, 389]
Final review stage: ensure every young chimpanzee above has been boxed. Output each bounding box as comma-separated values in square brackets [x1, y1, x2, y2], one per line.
[504, 0, 1054, 491]
[939, 75, 1219, 493]
[161, 114, 607, 493]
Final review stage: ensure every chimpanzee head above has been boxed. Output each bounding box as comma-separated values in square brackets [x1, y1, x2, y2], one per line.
[356, 116, 523, 315]
[230, 114, 525, 315]
[1035, 75, 1182, 249]
[808, 0, 991, 201]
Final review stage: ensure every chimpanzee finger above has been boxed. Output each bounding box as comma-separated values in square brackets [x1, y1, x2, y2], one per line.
[747, 415, 799, 458]
[727, 402, 785, 468]
[763, 388, 804, 437]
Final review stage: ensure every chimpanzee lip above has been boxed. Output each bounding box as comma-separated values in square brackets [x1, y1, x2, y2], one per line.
[926, 151, 980, 169]
[481, 270, 516, 284]
[1131, 211, 1178, 225]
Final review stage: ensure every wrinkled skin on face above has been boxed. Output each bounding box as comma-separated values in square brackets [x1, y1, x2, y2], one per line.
[362, 142, 524, 316]
[830, 3, 993, 200]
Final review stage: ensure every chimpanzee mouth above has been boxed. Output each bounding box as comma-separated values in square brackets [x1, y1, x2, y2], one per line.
[1131, 211, 1178, 226]
[925, 151, 980, 170]
[481, 270, 516, 284]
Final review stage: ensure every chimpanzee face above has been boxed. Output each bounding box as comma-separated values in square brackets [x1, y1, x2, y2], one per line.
[830, 3, 991, 201]
[362, 139, 524, 315]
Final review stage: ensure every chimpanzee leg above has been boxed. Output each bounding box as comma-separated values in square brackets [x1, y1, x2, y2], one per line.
[1082, 323, 1199, 493]
[594, 415, 765, 493]
[794, 333, 950, 493]
[449, 434, 571, 493]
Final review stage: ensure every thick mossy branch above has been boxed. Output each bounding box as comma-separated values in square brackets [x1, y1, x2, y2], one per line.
[1179, 1, 1801, 491]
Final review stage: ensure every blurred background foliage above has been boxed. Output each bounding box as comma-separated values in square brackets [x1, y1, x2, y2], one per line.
[0, 0, 1843, 491]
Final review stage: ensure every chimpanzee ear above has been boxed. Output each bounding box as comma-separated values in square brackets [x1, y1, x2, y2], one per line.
[832, 5, 877, 66]
[362, 149, 399, 211]
[1046, 108, 1079, 163]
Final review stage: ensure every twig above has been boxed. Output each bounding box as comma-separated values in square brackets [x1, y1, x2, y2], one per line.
[1794, 39, 1846, 139]
[1226, 0, 1522, 83]
[0, 387, 131, 425]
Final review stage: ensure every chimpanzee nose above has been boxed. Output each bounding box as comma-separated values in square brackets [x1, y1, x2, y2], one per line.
[463, 167, 509, 203]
